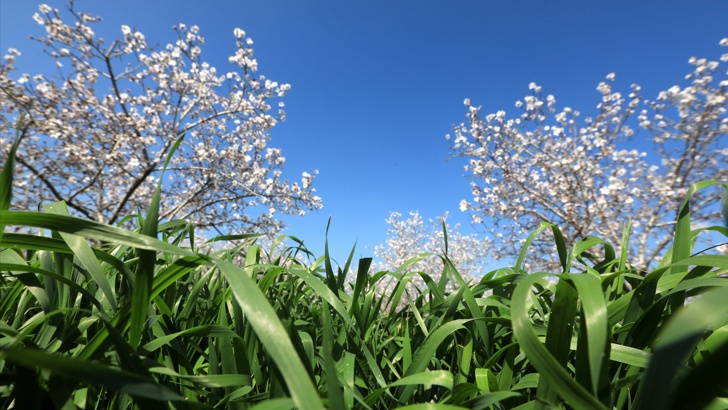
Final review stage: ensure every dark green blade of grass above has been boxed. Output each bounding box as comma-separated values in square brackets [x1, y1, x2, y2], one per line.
[551, 224, 569, 272]
[350, 257, 372, 328]
[668, 180, 727, 277]
[622, 268, 668, 349]
[0, 116, 24, 208]
[395, 319, 471, 403]
[290, 266, 354, 327]
[565, 235, 610, 272]
[339, 241, 357, 289]
[247, 398, 295, 410]
[150, 254, 211, 299]
[1, 233, 134, 283]
[45, 201, 118, 313]
[468, 391, 522, 410]
[0, 347, 184, 401]
[0, 116, 24, 241]
[321, 300, 346, 410]
[141, 325, 240, 352]
[618, 220, 632, 274]
[442, 256, 491, 353]
[668, 335, 728, 410]
[634, 284, 728, 410]
[0, 250, 52, 314]
[511, 272, 607, 410]
[323, 218, 338, 294]
[536, 275, 578, 405]
[130, 134, 185, 350]
[0, 262, 104, 314]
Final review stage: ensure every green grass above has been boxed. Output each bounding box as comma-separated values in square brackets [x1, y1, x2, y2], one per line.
[2, 126, 728, 409]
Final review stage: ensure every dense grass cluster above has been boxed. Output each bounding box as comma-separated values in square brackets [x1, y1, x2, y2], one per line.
[2, 127, 728, 409]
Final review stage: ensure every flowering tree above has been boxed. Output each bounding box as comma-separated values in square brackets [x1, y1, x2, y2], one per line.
[0, 2, 321, 235]
[372, 211, 490, 301]
[449, 39, 728, 270]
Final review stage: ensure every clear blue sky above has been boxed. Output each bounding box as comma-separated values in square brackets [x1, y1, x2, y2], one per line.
[2, 1, 727, 264]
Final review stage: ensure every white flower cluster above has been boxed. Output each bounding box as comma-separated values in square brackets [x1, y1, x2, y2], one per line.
[450, 53, 728, 270]
[0, 2, 322, 236]
[371, 211, 491, 308]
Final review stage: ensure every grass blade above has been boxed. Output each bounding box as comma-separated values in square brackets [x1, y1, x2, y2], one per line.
[634, 284, 728, 410]
[511, 272, 607, 410]
[215, 260, 322, 409]
[0, 347, 184, 401]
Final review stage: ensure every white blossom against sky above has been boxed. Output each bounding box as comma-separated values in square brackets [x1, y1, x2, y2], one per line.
[2, 1, 727, 263]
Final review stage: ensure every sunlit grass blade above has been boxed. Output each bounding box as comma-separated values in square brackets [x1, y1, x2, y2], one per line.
[44, 201, 118, 313]
[514, 221, 554, 273]
[667, 180, 728, 276]
[511, 272, 607, 410]
[0, 211, 195, 256]
[389, 370, 454, 390]
[247, 398, 295, 410]
[394, 404, 468, 410]
[290, 266, 353, 326]
[214, 260, 322, 409]
[396, 319, 471, 403]
[570, 271, 610, 398]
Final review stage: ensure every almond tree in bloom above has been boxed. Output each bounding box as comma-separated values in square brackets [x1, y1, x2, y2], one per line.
[0, 2, 322, 235]
[372, 211, 490, 304]
[449, 39, 728, 270]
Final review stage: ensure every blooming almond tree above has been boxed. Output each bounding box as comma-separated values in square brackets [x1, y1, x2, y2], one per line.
[0, 2, 322, 235]
[372, 211, 490, 304]
[450, 39, 728, 270]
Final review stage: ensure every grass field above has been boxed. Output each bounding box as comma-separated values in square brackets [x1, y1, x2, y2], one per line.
[2, 127, 728, 409]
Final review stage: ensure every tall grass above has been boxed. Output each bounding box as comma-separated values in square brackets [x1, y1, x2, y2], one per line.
[2, 123, 728, 409]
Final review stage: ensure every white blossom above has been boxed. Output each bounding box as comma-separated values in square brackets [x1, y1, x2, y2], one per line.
[371, 211, 491, 308]
[449, 47, 727, 270]
[0, 1, 322, 236]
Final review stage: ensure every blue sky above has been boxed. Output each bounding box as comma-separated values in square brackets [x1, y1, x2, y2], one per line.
[2, 1, 727, 264]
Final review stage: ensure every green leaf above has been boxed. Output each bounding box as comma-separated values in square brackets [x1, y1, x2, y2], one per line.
[395, 319, 471, 402]
[215, 260, 322, 410]
[511, 273, 607, 410]
[0, 348, 183, 401]
[634, 284, 728, 410]
[0, 211, 195, 256]
[389, 370, 454, 390]
[668, 180, 728, 276]
[45, 201, 118, 312]
[0, 116, 25, 242]
[570, 271, 609, 396]
[130, 133, 185, 350]
[537, 275, 578, 405]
